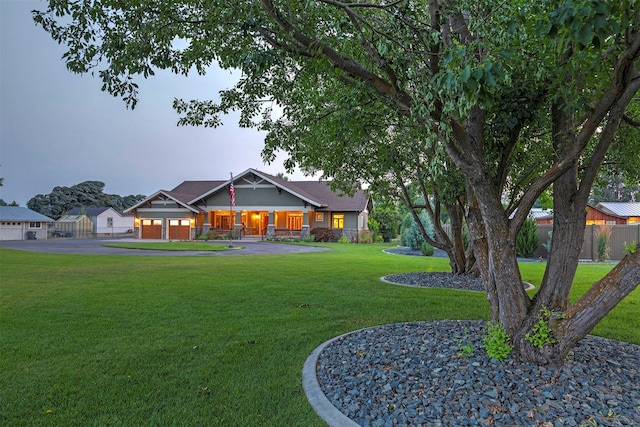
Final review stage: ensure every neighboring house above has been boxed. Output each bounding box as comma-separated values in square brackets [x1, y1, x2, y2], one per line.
[125, 168, 372, 240]
[54, 214, 94, 238]
[595, 202, 640, 224]
[530, 208, 554, 225]
[534, 204, 629, 225]
[67, 207, 134, 236]
[0, 206, 54, 241]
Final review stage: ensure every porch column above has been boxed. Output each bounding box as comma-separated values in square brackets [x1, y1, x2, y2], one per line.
[301, 211, 310, 239]
[267, 210, 275, 240]
[235, 211, 242, 238]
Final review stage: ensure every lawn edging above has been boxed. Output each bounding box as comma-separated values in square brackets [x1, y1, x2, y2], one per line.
[303, 332, 361, 427]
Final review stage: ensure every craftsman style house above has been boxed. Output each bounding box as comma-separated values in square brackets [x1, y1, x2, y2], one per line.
[125, 169, 372, 240]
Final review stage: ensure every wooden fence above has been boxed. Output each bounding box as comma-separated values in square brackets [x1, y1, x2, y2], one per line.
[536, 224, 640, 261]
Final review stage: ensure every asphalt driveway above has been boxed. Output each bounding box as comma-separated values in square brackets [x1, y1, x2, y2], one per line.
[0, 238, 330, 256]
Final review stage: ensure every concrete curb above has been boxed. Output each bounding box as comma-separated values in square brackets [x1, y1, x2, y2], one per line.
[302, 333, 361, 427]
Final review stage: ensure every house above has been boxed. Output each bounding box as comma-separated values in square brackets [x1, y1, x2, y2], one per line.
[67, 207, 134, 236]
[534, 204, 629, 225]
[0, 206, 54, 240]
[530, 208, 554, 225]
[595, 202, 640, 224]
[125, 168, 372, 240]
[54, 214, 94, 238]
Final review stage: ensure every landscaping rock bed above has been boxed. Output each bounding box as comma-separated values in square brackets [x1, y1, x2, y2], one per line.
[316, 320, 640, 426]
[383, 272, 486, 292]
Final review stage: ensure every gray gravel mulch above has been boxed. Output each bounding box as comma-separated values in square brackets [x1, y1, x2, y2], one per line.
[312, 253, 640, 426]
[316, 320, 640, 427]
[383, 272, 486, 292]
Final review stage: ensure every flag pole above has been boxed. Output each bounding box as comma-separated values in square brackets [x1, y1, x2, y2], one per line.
[229, 172, 234, 248]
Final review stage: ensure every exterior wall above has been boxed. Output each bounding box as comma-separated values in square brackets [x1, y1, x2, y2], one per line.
[310, 211, 328, 228]
[0, 221, 50, 240]
[95, 209, 134, 235]
[202, 185, 308, 209]
[585, 206, 627, 225]
[134, 208, 196, 239]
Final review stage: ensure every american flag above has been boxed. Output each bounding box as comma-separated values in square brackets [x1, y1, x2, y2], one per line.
[229, 177, 235, 206]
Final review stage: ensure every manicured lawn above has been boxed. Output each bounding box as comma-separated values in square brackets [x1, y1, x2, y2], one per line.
[1, 244, 637, 426]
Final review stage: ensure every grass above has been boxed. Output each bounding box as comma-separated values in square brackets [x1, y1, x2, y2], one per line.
[103, 241, 242, 251]
[1, 243, 638, 426]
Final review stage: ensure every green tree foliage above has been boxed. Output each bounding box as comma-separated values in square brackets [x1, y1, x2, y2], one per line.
[590, 173, 640, 203]
[27, 180, 146, 219]
[0, 178, 19, 206]
[516, 216, 540, 258]
[369, 202, 401, 242]
[32, 0, 640, 366]
[400, 211, 434, 251]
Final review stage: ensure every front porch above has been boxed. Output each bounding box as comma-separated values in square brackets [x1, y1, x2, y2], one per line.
[196, 209, 311, 240]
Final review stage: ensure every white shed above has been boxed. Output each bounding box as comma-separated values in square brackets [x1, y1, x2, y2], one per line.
[67, 207, 134, 236]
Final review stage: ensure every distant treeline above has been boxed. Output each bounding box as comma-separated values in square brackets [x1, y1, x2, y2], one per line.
[27, 180, 146, 220]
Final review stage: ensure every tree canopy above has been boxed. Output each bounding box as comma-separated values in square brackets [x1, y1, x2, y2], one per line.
[27, 180, 146, 219]
[33, 0, 640, 366]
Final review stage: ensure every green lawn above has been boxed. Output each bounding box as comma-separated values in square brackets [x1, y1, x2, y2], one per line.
[1, 244, 637, 426]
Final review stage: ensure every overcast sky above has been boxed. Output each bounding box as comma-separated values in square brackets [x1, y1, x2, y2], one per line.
[0, 0, 307, 206]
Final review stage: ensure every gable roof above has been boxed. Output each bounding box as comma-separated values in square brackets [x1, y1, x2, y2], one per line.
[0, 206, 54, 222]
[596, 202, 640, 218]
[124, 190, 202, 213]
[186, 168, 370, 212]
[68, 207, 112, 216]
[188, 169, 325, 207]
[128, 168, 370, 213]
[55, 214, 93, 224]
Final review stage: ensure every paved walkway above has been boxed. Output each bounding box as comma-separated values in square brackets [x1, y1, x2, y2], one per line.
[0, 238, 330, 256]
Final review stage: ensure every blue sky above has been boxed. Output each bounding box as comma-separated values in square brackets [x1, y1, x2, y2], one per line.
[0, 0, 305, 206]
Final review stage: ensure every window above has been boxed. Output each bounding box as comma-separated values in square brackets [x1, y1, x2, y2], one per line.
[288, 214, 302, 230]
[316, 213, 323, 221]
[181, 220, 190, 226]
[333, 214, 344, 229]
[29, 222, 42, 229]
[107, 217, 113, 227]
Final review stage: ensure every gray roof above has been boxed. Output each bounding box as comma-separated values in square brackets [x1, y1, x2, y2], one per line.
[0, 206, 54, 222]
[68, 207, 109, 216]
[128, 168, 371, 213]
[596, 202, 640, 218]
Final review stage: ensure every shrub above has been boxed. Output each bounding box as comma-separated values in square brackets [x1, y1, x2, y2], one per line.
[542, 231, 552, 255]
[337, 236, 350, 244]
[421, 241, 434, 256]
[369, 206, 401, 242]
[310, 227, 335, 242]
[516, 215, 540, 258]
[358, 231, 374, 244]
[482, 322, 513, 361]
[596, 224, 611, 262]
[400, 212, 434, 251]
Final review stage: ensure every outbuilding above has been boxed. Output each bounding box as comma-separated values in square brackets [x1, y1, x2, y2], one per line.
[0, 206, 54, 240]
[67, 207, 134, 236]
[54, 214, 94, 238]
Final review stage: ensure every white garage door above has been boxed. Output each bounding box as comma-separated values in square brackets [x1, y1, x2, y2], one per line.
[0, 223, 25, 240]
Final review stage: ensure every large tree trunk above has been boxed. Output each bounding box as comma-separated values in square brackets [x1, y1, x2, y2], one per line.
[444, 200, 470, 275]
